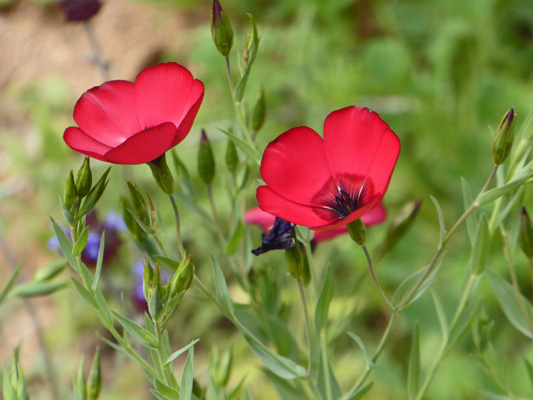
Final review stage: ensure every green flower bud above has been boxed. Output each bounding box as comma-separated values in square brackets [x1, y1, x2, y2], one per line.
[285, 243, 304, 280]
[148, 154, 174, 196]
[64, 170, 77, 210]
[492, 107, 515, 166]
[170, 255, 194, 296]
[126, 181, 149, 224]
[225, 138, 239, 174]
[78, 167, 111, 218]
[87, 349, 101, 400]
[243, 13, 259, 64]
[347, 219, 366, 246]
[76, 157, 92, 198]
[211, 0, 233, 57]
[520, 208, 533, 260]
[198, 130, 216, 185]
[75, 357, 86, 400]
[251, 86, 266, 133]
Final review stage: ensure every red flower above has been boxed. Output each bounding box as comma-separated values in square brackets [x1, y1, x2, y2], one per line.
[257, 106, 400, 231]
[64, 63, 204, 165]
[245, 202, 387, 242]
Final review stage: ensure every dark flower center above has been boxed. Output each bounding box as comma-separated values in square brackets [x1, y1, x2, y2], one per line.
[312, 174, 374, 220]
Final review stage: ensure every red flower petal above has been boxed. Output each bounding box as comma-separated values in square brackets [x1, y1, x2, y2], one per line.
[73, 80, 140, 147]
[323, 106, 400, 189]
[362, 202, 387, 226]
[245, 207, 275, 231]
[102, 122, 177, 164]
[64, 126, 111, 161]
[257, 186, 333, 227]
[260, 126, 332, 206]
[135, 63, 205, 142]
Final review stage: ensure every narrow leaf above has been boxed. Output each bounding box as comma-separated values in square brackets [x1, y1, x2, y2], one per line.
[486, 270, 533, 339]
[71, 278, 98, 308]
[50, 217, 78, 272]
[211, 256, 234, 316]
[226, 221, 244, 255]
[0, 264, 22, 304]
[470, 215, 490, 275]
[340, 382, 374, 400]
[315, 266, 334, 332]
[218, 128, 260, 163]
[180, 348, 194, 400]
[10, 281, 68, 298]
[72, 226, 90, 257]
[92, 231, 105, 291]
[112, 311, 158, 349]
[461, 177, 477, 245]
[164, 339, 200, 367]
[407, 323, 421, 400]
[431, 290, 449, 340]
[430, 195, 446, 247]
[347, 332, 375, 369]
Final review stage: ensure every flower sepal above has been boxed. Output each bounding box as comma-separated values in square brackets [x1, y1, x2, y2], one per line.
[347, 219, 366, 246]
[148, 154, 174, 196]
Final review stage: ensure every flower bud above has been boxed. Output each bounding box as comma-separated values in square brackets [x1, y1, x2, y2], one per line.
[211, 0, 234, 57]
[492, 107, 515, 166]
[76, 157, 92, 198]
[347, 219, 366, 246]
[198, 130, 216, 185]
[285, 244, 303, 280]
[148, 154, 174, 196]
[64, 170, 77, 210]
[60, 0, 102, 22]
[126, 181, 149, 224]
[243, 14, 259, 64]
[87, 349, 101, 400]
[251, 86, 266, 133]
[78, 167, 111, 218]
[225, 138, 239, 174]
[520, 208, 533, 259]
[170, 255, 194, 296]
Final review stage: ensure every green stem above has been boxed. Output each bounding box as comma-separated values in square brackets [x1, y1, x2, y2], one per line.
[362, 245, 393, 311]
[169, 195, 185, 259]
[397, 166, 498, 311]
[415, 273, 477, 400]
[297, 279, 313, 375]
[352, 313, 397, 392]
[320, 331, 333, 400]
[208, 184, 226, 247]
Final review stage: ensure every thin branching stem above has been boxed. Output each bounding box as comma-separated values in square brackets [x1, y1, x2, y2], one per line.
[362, 245, 393, 311]
[169, 195, 185, 259]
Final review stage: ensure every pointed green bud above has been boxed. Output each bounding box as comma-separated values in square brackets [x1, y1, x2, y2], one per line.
[211, 0, 233, 57]
[121, 197, 145, 241]
[215, 345, 233, 387]
[198, 130, 216, 185]
[64, 170, 77, 210]
[225, 138, 239, 174]
[126, 181, 148, 224]
[143, 258, 154, 300]
[243, 13, 259, 64]
[520, 208, 533, 259]
[347, 219, 366, 246]
[492, 107, 515, 166]
[378, 200, 422, 258]
[76, 157, 92, 198]
[75, 356, 86, 400]
[87, 349, 102, 400]
[285, 243, 304, 280]
[78, 167, 111, 218]
[170, 255, 194, 296]
[472, 309, 493, 354]
[148, 154, 174, 195]
[251, 86, 266, 133]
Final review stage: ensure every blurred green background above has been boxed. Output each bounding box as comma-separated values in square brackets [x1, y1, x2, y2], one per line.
[0, 0, 532, 398]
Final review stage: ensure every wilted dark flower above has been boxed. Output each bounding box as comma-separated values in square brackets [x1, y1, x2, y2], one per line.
[60, 0, 102, 22]
[251, 217, 295, 255]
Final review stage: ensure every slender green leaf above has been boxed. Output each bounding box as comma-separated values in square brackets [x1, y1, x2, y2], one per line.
[347, 332, 375, 369]
[92, 231, 105, 291]
[243, 333, 306, 379]
[10, 281, 68, 298]
[430, 195, 446, 247]
[478, 174, 532, 205]
[211, 256, 234, 316]
[50, 217, 78, 272]
[470, 215, 490, 275]
[340, 382, 374, 400]
[431, 290, 449, 340]
[164, 339, 200, 367]
[112, 311, 158, 349]
[407, 323, 421, 400]
[486, 270, 533, 339]
[524, 359, 533, 388]
[315, 266, 334, 332]
[33, 259, 67, 282]
[226, 221, 244, 255]
[180, 348, 194, 400]
[0, 264, 22, 305]
[72, 226, 90, 257]
[125, 207, 156, 234]
[461, 177, 476, 245]
[264, 370, 309, 400]
[71, 278, 98, 308]
[445, 299, 479, 356]
[393, 252, 447, 310]
[218, 128, 260, 163]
